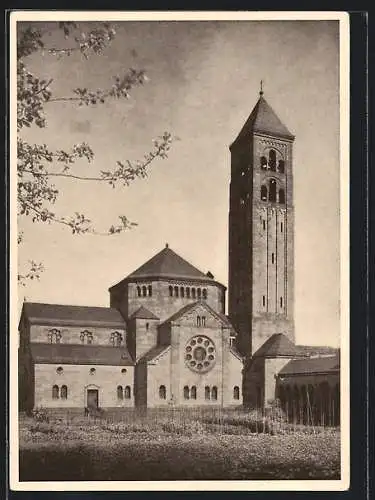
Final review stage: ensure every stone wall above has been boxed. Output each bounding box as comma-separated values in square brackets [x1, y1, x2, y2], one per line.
[29, 324, 127, 346]
[34, 363, 135, 408]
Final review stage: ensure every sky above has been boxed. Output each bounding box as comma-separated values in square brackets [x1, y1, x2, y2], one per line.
[15, 17, 344, 347]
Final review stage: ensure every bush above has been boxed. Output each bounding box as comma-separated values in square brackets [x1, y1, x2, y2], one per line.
[29, 422, 57, 434]
[161, 420, 205, 436]
[31, 406, 50, 423]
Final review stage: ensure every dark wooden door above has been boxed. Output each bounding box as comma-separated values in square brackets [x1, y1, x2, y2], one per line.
[87, 389, 99, 409]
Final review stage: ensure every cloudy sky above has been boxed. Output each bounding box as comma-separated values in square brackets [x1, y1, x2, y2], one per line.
[15, 15, 345, 347]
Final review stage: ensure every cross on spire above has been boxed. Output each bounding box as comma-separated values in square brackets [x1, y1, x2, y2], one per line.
[259, 80, 264, 96]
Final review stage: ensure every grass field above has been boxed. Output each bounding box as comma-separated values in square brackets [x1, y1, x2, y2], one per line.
[18, 411, 341, 481]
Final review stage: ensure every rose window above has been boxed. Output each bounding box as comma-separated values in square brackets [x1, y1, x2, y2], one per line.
[185, 336, 216, 373]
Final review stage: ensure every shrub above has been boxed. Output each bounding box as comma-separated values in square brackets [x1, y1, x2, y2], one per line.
[31, 406, 50, 423]
[29, 422, 57, 434]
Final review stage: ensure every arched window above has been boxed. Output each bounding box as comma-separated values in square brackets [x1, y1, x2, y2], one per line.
[191, 386, 197, 400]
[117, 385, 123, 400]
[269, 149, 276, 171]
[159, 385, 166, 400]
[260, 155, 267, 169]
[211, 386, 218, 401]
[233, 386, 240, 400]
[205, 386, 210, 400]
[196, 316, 201, 327]
[197, 288, 201, 299]
[142, 286, 147, 297]
[202, 289, 207, 300]
[278, 159, 285, 173]
[110, 332, 123, 347]
[48, 329, 61, 344]
[261, 185, 268, 201]
[192, 288, 196, 299]
[174, 286, 179, 297]
[180, 286, 185, 298]
[183, 386, 190, 400]
[280, 296, 283, 309]
[124, 386, 131, 399]
[169, 285, 173, 297]
[80, 330, 93, 345]
[186, 287, 190, 298]
[60, 385, 68, 400]
[148, 285, 152, 297]
[52, 385, 59, 399]
[201, 316, 206, 327]
[269, 179, 277, 202]
[279, 189, 285, 204]
[137, 286, 141, 297]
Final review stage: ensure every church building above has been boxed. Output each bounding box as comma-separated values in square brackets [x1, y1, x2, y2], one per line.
[18, 90, 339, 422]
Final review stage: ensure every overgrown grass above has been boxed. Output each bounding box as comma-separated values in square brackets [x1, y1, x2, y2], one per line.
[19, 412, 340, 481]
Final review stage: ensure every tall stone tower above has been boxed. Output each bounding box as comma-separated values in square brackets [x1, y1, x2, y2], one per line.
[228, 89, 295, 357]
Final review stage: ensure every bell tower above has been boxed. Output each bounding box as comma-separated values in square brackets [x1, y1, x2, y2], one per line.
[228, 87, 295, 357]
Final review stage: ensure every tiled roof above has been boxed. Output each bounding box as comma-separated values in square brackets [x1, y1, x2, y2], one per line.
[253, 333, 303, 358]
[295, 345, 339, 357]
[30, 343, 134, 366]
[138, 345, 171, 363]
[231, 95, 294, 147]
[278, 353, 340, 376]
[230, 345, 243, 361]
[130, 306, 159, 320]
[160, 301, 233, 328]
[21, 302, 126, 328]
[112, 245, 221, 286]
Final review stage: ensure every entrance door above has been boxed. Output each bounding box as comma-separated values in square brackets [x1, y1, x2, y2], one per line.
[87, 389, 99, 409]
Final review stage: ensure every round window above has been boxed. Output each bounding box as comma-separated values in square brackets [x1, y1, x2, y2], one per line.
[121, 368, 127, 374]
[56, 366, 63, 375]
[185, 336, 216, 373]
[90, 367, 96, 375]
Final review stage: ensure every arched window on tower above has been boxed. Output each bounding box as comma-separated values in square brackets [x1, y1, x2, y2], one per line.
[186, 287, 190, 298]
[202, 289, 207, 300]
[180, 286, 185, 298]
[279, 189, 285, 204]
[260, 156, 267, 169]
[142, 286, 147, 297]
[124, 386, 131, 399]
[197, 288, 201, 299]
[137, 286, 141, 297]
[174, 286, 179, 297]
[261, 185, 268, 201]
[233, 386, 240, 400]
[169, 285, 173, 297]
[192, 288, 196, 299]
[211, 386, 218, 401]
[148, 285, 152, 297]
[269, 179, 277, 202]
[191, 386, 197, 400]
[278, 159, 285, 173]
[269, 149, 276, 171]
